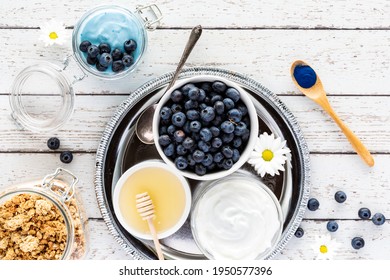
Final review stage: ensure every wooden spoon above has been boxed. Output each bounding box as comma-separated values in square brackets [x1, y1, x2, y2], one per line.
[290, 60, 374, 167]
[135, 192, 164, 260]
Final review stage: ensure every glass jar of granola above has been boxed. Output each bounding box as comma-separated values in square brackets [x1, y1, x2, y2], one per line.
[0, 168, 88, 260]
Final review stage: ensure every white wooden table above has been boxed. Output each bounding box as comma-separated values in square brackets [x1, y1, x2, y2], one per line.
[0, 0, 389, 259]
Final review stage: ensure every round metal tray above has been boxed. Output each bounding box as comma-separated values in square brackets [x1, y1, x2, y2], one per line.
[95, 67, 310, 260]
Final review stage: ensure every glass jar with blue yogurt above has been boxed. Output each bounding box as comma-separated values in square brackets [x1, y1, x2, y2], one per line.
[72, 4, 162, 79]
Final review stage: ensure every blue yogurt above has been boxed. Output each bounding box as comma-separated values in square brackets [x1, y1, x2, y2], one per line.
[75, 7, 145, 75]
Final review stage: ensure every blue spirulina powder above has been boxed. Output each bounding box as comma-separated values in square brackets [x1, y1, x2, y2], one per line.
[293, 65, 317, 88]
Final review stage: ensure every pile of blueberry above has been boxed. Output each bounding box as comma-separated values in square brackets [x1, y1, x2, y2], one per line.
[79, 39, 137, 72]
[157, 81, 251, 176]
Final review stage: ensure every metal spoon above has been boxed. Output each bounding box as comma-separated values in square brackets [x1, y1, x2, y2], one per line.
[290, 60, 374, 167]
[135, 25, 203, 144]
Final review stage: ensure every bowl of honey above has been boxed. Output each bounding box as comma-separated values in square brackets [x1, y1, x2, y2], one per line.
[113, 160, 191, 240]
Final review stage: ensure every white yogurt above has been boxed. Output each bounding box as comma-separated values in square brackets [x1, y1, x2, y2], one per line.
[192, 178, 282, 260]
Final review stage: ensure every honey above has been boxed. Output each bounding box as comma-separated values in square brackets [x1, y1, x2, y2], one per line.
[117, 166, 187, 237]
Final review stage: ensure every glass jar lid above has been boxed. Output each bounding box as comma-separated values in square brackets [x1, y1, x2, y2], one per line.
[9, 62, 75, 132]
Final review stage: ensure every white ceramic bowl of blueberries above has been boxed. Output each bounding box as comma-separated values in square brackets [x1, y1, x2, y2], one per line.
[153, 76, 259, 181]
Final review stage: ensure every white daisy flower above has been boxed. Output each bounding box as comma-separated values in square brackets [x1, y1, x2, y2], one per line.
[247, 132, 291, 177]
[39, 19, 68, 46]
[311, 234, 342, 260]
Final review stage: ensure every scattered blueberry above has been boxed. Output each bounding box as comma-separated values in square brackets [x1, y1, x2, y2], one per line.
[212, 81, 227, 93]
[294, 227, 304, 238]
[358, 208, 371, 220]
[47, 137, 60, 150]
[172, 112, 186, 127]
[96, 63, 108, 72]
[175, 156, 188, 170]
[87, 45, 99, 58]
[351, 237, 365, 250]
[122, 54, 134, 67]
[326, 221, 339, 232]
[79, 40, 91, 52]
[173, 130, 186, 143]
[226, 87, 240, 102]
[160, 107, 172, 120]
[307, 198, 320, 211]
[111, 48, 123, 61]
[334, 191, 347, 203]
[372, 213, 386, 225]
[99, 53, 113, 67]
[60, 151, 73, 164]
[98, 42, 111, 54]
[124, 39, 137, 53]
[112, 60, 125, 72]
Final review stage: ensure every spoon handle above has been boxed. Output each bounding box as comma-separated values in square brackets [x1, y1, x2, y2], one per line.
[165, 25, 202, 92]
[147, 218, 164, 260]
[319, 99, 375, 167]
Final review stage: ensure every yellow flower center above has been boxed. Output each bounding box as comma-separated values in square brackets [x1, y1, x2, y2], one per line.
[262, 149, 274, 161]
[49, 32, 58, 40]
[319, 245, 328, 254]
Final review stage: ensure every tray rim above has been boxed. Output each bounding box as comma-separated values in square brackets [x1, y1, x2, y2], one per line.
[94, 67, 311, 260]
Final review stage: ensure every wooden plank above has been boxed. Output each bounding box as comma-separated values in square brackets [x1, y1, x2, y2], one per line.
[1, 0, 390, 29]
[0, 95, 388, 153]
[1, 29, 390, 95]
[0, 153, 389, 220]
[88, 219, 390, 259]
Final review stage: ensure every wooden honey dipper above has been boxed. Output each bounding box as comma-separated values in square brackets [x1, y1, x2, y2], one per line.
[135, 192, 164, 260]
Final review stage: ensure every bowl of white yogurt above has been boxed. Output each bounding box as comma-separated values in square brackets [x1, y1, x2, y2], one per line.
[191, 173, 283, 260]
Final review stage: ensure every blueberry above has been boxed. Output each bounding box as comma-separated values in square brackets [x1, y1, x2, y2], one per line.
[186, 109, 200, 121]
[210, 126, 220, 137]
[87, 56, 97, 65]
[98, 42, 111, 54]
[212, 81, 227, 93]
[87, 45, 99, 58]
[211, 137, 223, 149]
[204, 97, 211, 105]
[183, 121, 191, 134]
[307, 198, 320, 211]
[181, 83, 196, 95]
[96, 63, 108, 72]
[207, 163, 216, 171]
[99, 53, 113, 67]
[241, 129, 250, 142]
[200, 107, 216, 122]
[160, 106, 172, 120]
[372, 213, 386, 225]
[358, 208, 371, 220]
[163, 143, 175, 157]
[212, 115, 223, 126]
[294, 227, 304, 238]
[60, 151, 73, 164]
[198, 89, 206, 102]
[122, 54, 134, 67]
[160, 118, 170, 126]
[221, 133, 234, 144]
[175, 156, 188, 170]
[213, 152, 224, 163]
[173, 130, 186, 143]
[187, 155, 196, 166]
[200, 82, 212, 93]
[193, 150, 205, 163]
[172, 112, 186, 127]
[237, 102, 248, 116]
[225, 87, 240, 102]
[167, 125, 176, 135]
[111, 48, 123, 61]
[222, 146, 233, 158]
[182, 137, 195, 150]
[351, 237, 365, 250]
[234, 122, 247, 136]
[171, 104, 182, 113]
[223, 98, 235, 110]
[214, 101, 225, 115]
[195, 164, 206, 176]
[221, 121, 235, 134]
[198, 141, 211, 153]
[176, 144, 187, 156]
[233, 137, 242, 148]
[124, 39, 137, 52]
[79, 40, 91, 52]
[159, 126, 168, 135]
[47, 137, 60, 150]
[326, 221, 339, 232]
[188, 87, 200, 100]
[199, 103, 207, 110]
[200, 128, 212, 142]
[202, 153, 213, 167]
[190, 121, 201, 133]
[112, 60, 125, 72]
[232, 149, 240, 163]
[158, 135, 171, 147]
[211, 95, 223, 104]
[222, 158, 233, 170]
[170, 90, 183, 103]
[184, 100, 198, 110]
[334, 191, 347, 203]
[227, 108, 242, 123]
